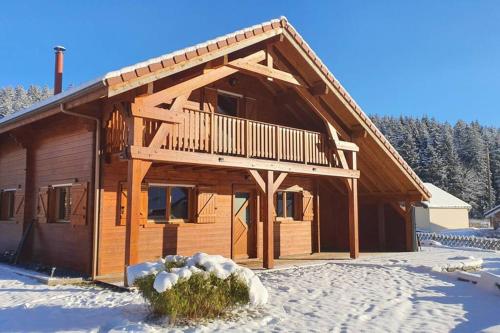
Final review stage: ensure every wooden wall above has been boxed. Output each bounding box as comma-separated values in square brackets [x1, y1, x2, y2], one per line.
[274, 221, 312, 257]
[319, 182, 349, 251]
[319, 180, 409, 252]
[97, 159, 316, 276]
[26, 116, 95, 274]
[0, 136, 26, 252]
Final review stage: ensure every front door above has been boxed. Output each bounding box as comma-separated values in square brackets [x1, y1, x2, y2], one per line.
[232, 188, 256, 259]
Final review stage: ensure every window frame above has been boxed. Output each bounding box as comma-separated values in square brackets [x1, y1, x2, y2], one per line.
[216, 91, 241, 117]
[48, 184, 72, 223]
[275, 191, 298, 221]
[0, 189, 16, 221]
[147, 183, 194, 224]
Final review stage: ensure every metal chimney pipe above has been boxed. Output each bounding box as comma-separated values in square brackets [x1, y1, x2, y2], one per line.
[53, 46, 66, 94]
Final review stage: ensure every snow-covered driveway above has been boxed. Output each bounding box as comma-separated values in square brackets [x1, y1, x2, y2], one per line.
[0, 247, 499, 333]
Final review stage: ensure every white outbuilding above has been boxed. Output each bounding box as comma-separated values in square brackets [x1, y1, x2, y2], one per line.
[414, 183, 471, 232]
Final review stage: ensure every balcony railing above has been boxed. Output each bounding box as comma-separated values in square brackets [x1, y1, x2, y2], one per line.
[141, 108, 338, 168]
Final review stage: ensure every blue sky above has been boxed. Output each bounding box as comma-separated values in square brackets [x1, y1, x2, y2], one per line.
[0, 1, 499, 126]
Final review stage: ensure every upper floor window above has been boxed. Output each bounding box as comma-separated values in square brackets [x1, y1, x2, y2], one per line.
[0, 190, 15, 220]
[276, 191, 296, 219]
[148, 185, 191, 222]
[217, 92, 239, 117]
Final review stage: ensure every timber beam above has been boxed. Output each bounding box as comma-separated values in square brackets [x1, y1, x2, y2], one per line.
[139, 50, 266, 107]
[227, 61, 302, 86]
[309, 81, 329, 96]
[131, 104, 186, 123]
[248, 170, 288, 269]
[127, 146, 360, 179]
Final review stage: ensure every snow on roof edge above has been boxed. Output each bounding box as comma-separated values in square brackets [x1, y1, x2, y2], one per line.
[102, 17, 285, 80]
[422, 183, 471, 209]
[0, 77, 105, 126]
[484, 205, 500, 218]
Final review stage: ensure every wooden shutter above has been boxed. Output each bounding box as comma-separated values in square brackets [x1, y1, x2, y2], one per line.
[71, 182, 88, 226]
[117, 182, 128, 226]
[139, 183, 148, 226]
[302, 190, 314, 221]
[196, 186, 216, 223]
[37, 187, 49, 223]
[14, 189, 25, 223]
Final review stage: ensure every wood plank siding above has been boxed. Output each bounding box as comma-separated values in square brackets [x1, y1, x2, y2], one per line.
[28, 118, 94, 274]
[97, 159, 316, 276]
[0, 138, 26, 253]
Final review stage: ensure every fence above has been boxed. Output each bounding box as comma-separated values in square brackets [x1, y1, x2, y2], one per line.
[417, 232, 500, 251]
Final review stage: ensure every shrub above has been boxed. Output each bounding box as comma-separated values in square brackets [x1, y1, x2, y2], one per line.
[135, 271, 249, 323]
[129, 253, 267, 324]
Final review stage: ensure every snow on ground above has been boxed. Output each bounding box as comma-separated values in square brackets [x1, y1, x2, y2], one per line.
[0, 247, 499, 333]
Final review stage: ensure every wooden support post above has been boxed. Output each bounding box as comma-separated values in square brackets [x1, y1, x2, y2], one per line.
[405, 200, 414, 251]
[348, 152, 359, 259]
[263, 170, 274, 269]
[377, 201, 386, 251]
[124, 104, 146, 284]
[313, 180, 321, 253]
[125, 159, 143, 269]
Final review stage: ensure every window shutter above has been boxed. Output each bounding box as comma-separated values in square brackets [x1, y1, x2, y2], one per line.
[117, 182, 128, 226]
[196, 186, 216, 223]
[71, 182, 88, 226]
[14, 189, 25, 223]
[37, 187, 49, 223]
[302, 190, 314, 221]
[139, 183, 148, 225]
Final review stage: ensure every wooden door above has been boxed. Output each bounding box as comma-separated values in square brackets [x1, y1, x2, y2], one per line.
[232, 188, 256, 259]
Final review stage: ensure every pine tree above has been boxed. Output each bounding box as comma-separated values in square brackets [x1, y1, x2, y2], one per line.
[0, 85, 52, 116]
[371, 115, 499, 218]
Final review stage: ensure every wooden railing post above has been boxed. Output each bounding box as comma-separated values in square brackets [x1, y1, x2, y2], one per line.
[276, 125, 281, 161]
[246, 119, 251, 158]
[303, 130, 308, 165]
[210, 112, 214, 154]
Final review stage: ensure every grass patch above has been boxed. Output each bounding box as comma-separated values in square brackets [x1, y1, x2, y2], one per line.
[135, 271, 250, 324]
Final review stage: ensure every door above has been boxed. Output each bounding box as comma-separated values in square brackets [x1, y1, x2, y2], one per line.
[232, 189, 256, 259]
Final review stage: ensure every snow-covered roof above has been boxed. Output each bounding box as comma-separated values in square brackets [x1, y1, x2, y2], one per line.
[484, 205, 500, 218]
[422, 183, 471, 210]
[0, 78, 104, 127]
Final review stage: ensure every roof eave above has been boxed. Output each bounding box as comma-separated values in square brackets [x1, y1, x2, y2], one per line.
[0, 79, 106, 134]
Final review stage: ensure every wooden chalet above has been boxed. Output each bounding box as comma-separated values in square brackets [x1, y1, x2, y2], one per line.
[0, 17, 430, 280]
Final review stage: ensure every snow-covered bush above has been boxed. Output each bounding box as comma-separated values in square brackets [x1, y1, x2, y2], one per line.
[128, 253, 268, 323]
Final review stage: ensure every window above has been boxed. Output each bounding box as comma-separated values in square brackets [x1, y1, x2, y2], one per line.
[170, 187, 189, 220]
[148, 187, 167, 220]
[217, 93, 239, 117]
[276, 191, 296, 219]
[0, 190, 15, 220]
[48, 186, 71, 222]
[148, 185, 191, 222]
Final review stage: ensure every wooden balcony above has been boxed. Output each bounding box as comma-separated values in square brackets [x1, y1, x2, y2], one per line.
[108, 106, 359, 178]
[143, 107, 338, 167]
